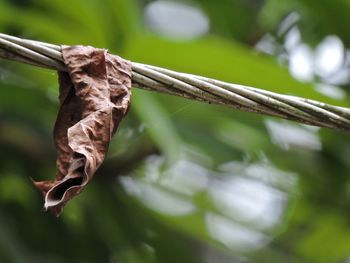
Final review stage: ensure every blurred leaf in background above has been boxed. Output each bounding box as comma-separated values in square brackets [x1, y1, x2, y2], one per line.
[1, 0, 350, 262]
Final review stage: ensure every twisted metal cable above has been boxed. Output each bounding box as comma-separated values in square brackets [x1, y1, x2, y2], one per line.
[1, 33, 350, 132]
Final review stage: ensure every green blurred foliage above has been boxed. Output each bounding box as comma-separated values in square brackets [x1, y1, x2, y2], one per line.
[1, 0, 350, 262]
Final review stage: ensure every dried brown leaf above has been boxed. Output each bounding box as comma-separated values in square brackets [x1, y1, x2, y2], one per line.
[33, 46, 132, 216]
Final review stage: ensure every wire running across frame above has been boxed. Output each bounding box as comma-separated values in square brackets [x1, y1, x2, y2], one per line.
[1, 33, 350, 132]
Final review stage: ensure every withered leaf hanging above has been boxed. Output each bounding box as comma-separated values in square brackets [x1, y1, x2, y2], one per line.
[33, 45, 132, 216]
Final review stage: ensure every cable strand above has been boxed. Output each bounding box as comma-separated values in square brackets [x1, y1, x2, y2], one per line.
[0, 33, 349, 132]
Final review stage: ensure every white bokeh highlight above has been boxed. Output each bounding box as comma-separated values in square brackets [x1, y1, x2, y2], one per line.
[144, 0, 210, 40]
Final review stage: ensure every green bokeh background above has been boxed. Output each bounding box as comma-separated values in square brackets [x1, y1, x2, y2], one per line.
[1, 0, 350, 262]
